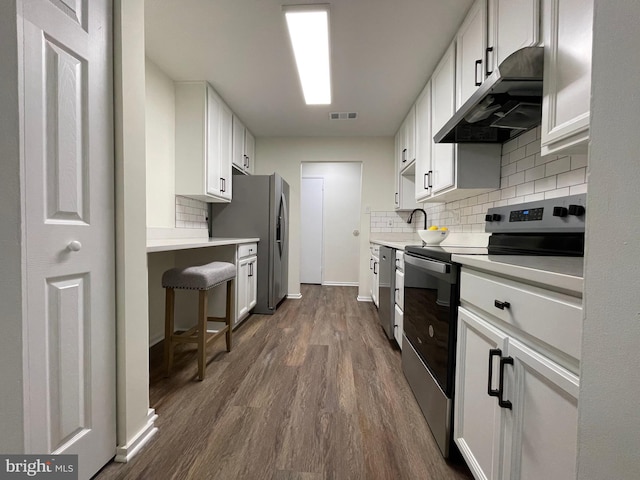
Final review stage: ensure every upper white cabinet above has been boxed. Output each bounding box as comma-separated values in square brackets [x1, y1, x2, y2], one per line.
[456, 0, 487, 107]
[232, 115, 256, 175]
[414, 81, 431, 202]
[540, 0, 593, 156]
[431, 42, 457, 195]
[486, 0, 540, 76]
[427, 42, 502, 202]
[175, 81, 232, 202]
[394, 106, 420, 211]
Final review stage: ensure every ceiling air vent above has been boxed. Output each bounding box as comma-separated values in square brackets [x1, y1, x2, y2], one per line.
[329, 112, 358, 120]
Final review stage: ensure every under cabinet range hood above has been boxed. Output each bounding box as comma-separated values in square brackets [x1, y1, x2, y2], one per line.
[434, 46, 544, 144]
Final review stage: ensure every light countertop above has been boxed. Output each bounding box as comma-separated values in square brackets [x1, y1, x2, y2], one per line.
[147, 237, 260, 253]
[369, 239, 420, 250]
[452, 254, 584, 295]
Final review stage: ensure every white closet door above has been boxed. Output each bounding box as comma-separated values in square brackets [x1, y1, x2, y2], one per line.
[21, 0, 116, 478]
[300, 177, 324, 284]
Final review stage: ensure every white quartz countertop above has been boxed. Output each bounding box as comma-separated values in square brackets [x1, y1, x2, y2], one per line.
[452, 254, 584, 295]
[147, 237, 260, 253]
[369, 239, 421, 250]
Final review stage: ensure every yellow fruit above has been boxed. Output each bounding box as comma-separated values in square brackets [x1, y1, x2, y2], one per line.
[428, 226, 438, 231]
[440, 227, 448, 231]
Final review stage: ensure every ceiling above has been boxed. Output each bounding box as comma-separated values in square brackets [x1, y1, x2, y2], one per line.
[144, 0, 474, 137]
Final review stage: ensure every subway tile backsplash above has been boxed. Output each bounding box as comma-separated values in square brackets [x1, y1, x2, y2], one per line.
[175, 196, 208, 229]
[370, 127, 588, 235]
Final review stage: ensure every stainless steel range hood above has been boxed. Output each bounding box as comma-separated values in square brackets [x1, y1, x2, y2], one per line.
[434, 46, 544, 143]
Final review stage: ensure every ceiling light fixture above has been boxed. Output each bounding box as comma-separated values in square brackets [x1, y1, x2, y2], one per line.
[283, 4, 332, 105]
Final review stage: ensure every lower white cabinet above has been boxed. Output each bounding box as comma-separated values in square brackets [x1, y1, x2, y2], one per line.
[455, 268, 581, 480]
[370, 244, 379, 307]
[236, 243, 257, 326]
[393, 250, 405, 349]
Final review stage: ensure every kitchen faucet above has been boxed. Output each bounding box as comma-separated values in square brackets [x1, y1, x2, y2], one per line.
[407, 208, 427, 230]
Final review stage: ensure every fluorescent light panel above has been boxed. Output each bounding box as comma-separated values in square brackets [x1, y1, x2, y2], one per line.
[284, 4, 331, 105]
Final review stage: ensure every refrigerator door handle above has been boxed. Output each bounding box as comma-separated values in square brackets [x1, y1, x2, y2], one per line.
[277, 192, 288, 257]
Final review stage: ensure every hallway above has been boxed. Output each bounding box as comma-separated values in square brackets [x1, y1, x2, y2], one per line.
[95, 285, 471, 479]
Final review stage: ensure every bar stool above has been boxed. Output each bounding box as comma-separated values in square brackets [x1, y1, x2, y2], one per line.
[162, 261, 236, 380]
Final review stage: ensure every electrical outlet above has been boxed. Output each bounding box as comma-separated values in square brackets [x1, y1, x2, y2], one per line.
[452, 209, 461, 224]
[387, 219, 394, 227]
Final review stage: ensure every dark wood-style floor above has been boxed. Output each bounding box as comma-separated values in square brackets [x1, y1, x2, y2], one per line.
[95, 285, 472, 480]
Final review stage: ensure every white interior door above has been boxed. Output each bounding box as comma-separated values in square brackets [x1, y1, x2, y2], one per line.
[301, 163, 362, 286]
[21, 1, 116, 478]
[300, 177, 323, 284]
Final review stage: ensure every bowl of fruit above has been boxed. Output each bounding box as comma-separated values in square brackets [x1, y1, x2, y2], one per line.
[418, 226, 449, 245]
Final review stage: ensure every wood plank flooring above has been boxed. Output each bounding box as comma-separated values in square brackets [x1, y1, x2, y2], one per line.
[94, 285, 472, 480]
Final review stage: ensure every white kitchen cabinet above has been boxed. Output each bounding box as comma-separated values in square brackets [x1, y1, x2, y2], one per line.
[486, 0, 540, 76]
[540, 0, 593, 156]
[175, 81, 232, 202]
[370, 244, 379, 307]
[429, 43, 502, 202]
[232, 115, 256, 175]
[415, 80, 432, 202]
[455, 267, 582, 480]
[236, 243, 258, 326]
[456, 0, 487, 108]
[394, 107, 420, 211]
[393, 250, 405, 350]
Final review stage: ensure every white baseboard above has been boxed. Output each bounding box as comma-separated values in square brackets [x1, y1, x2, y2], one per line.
[357, 295, 373, 302]
[287, 293, 302, 299]
[149, 332, 164, 347]
[114, 409, 158, 463]
[322, 281, 359, 287]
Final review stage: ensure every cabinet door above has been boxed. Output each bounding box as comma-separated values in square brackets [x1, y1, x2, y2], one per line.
[247, 256, 257, 310]
[540, 0, 593, 156]
[455, 307, 509, 480]
[232, 115, 246, 170]
[394, 304, 403, 349]
[372, 256, 379, 307]
[219, 102, 233, 200]
[237, 257, 250, 322]
[456, 0, 487, 107]
[501, 339, 579, 480]
[395, 269, 404, 310]
[244, 129, 255, 174]
[431, 43, 456, 195]
[487, 0, 539, 75]
[206, 85, 222, 197]
[404, 105, 416, 164]
[394, 131, 401, 209]
[415, 81, 432, 201]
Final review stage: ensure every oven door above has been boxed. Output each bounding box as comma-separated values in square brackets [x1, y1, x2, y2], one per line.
[403, 253, 459, 396]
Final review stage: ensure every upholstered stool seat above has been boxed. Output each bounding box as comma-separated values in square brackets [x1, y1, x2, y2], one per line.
[162, 261, 236, 380]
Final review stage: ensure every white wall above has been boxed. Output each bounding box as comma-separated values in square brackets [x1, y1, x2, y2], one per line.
[114, 0, 155, 459]
[145, 58, 175, 228]
[256, 137, 394, 298]
[577, 2, 640, 479]
[301, 162, 363, 286]
[0, 0, 25, 453]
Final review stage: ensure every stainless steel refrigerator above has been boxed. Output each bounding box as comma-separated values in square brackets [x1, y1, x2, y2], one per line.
[209, 173, 289, 314]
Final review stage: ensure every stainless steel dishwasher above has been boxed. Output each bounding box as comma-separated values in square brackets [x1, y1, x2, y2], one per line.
[377, 246, 395, 339]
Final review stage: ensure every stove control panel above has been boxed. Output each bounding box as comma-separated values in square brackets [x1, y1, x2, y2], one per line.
[485, 194, 586, 233]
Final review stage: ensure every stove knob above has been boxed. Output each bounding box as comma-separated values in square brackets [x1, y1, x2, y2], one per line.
[485, 214, 493, 222]
[553, 206, 568, 217]
[492, 214, 502, 221]
[568, 204, 585, 216]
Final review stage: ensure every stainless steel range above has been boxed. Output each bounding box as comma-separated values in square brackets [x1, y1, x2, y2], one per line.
[401, 194, 586, 458]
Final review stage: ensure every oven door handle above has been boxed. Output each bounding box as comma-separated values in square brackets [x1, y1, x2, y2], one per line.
[404, 254, 450, 274]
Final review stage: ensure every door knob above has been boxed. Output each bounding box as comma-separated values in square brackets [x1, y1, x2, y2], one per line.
[67, 240, 82, 252]
[353, 230, 360, 236]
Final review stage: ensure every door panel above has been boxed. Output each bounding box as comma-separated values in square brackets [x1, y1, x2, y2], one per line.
[22, 0, 115, 477]
[300, 177, 323, 284]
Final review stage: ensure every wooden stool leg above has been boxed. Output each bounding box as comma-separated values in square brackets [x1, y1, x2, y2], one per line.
[197, 289, 208, 381]
[225, 279, 233, 352]
[164, 288, 175, 377]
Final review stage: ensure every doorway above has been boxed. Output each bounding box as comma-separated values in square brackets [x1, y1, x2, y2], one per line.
[300, 162, 363, 286]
